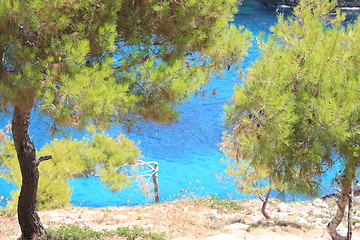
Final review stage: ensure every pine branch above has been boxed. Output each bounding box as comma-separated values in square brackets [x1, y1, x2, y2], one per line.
[34, 155, 52, 166]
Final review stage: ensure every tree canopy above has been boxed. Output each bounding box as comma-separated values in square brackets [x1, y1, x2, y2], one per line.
[0, 0, 251, 238]
[0, 131, 141, 210]
[222, 0, 359, 239]
[0, 0, 251, 128]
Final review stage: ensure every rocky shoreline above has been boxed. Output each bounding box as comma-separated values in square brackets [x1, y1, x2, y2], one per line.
[2, 197, 360, 239]
[259, 0, 360, 7]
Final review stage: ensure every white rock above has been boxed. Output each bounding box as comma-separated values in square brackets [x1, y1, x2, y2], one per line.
[127, 211, 137, 215]
[210, 209, 218, 215]
[336, 228, 348, 237]
[114, 214, 128, 221]
[311, 208, 324, 217]
[277, 202, 290, 212]
[50, 216, 66, 222]
[80, 221, 90, 227]
[246, 232, 306, 240]
[205, 233, 241, 240]
[50, 217, 72, 224]
[296, 217, 309, 226]
[300, 211, 309, 217]
[307, 203, 315, 209]
[43, 211, 62, 218]
[224, 223, 249, 231]
[314, 218, 323, 225]
[144, 223, 154, 228]
[276, 212, 289, 218]
[312, 198, 329, 208]
[100, 225, 118, 231]
[249, 215, 261, 223]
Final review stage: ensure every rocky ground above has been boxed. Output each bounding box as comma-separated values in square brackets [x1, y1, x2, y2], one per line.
[1, 197, 360, 240]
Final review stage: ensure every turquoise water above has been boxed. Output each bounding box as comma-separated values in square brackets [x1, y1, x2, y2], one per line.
[0, 0, 358, 207]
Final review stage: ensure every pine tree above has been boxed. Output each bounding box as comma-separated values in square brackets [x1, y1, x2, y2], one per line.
[0, 0, 251, 238]
[0, 132, 141, 210]
[222, 0, 359, 239]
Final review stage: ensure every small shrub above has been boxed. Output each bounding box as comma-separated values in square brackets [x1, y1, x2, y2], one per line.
[246, 219, 310, 231]
[274, 220, 305, 229]
[195, 197, 244, 211]
[43, 224, 104, 240]
[111, 226, 166, 240]
[0, 207, 16, 217]
[43, 224, 166, 240]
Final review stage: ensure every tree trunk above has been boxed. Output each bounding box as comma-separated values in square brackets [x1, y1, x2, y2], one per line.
[260, 188, 272, 220]
[347, 183, 354, 240]
[12, 105, 46, 239]
[0, 48, 5, 78]
[152, 162, 160, 203]
[327, 182, 352, 240]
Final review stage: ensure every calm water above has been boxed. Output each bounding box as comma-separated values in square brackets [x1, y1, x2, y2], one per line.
[0, 0, 358, 207]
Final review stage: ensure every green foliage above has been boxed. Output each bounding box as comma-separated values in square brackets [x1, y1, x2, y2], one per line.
[195, 196, 244, 211]
[0, 0, 251, 237]
[43, 224, 104, 240]
[0, 133, 140, 210]
[223, 0, 360, 199]
[110, 225, 166, 240]
[0, 207, 16, 217]
[246, 219, 309, 231]
[0, 0, 251, 212]
[224, 157, 278, 198]
[43, 224, 166, 240]
[0, 0, 251, 128]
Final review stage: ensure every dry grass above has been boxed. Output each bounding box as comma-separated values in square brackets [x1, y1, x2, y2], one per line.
[1, 198, 360, 240]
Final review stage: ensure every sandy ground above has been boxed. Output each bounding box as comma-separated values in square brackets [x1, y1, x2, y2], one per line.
[1, 198, 360, 240]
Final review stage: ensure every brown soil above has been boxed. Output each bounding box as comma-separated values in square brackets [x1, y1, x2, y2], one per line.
[1, 198, 360, 240]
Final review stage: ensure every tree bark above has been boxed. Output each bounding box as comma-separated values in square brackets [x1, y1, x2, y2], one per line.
[12, 105, 46, 239]
[260, 188, 272, 220]
[347, 183, 354, 240]
[152, 162, 160, 203]
[327, 181, 352, 240]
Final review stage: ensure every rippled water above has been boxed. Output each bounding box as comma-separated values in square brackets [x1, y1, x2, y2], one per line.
[0, 0, 358, 207]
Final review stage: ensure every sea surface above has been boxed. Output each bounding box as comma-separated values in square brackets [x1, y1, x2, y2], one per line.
[0, 0, 359, 207]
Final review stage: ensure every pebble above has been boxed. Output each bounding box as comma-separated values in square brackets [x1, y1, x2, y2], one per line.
[232, 217, 244, 223]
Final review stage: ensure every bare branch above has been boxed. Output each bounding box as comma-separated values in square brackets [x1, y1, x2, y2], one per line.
[34, 155, 52, 166]
[106, 160, 160, 203]
[334, 186, 341, 193]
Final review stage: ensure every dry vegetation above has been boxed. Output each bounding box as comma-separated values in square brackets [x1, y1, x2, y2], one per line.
[1, 197, 360, 239]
